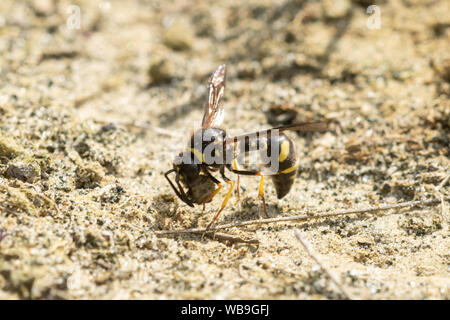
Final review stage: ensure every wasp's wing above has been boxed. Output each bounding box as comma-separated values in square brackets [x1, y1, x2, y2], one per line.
[202, 64, 226, 128]
[225, 121, 329, 145]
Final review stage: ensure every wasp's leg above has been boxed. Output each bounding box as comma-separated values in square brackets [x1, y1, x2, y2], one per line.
[225, 166, 269, 218]
[206, 167, 234, 230]
[164, 168, 194, 207]
[231, 142, 241, 201]
[233, 159, 241, 201]
[256, 172, 268, 218]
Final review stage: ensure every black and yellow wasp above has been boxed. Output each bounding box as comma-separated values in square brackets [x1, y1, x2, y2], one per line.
[164, 64, 326, 229]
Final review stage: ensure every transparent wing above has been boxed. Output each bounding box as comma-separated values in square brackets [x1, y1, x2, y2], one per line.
[225, 121, 329, 145]
[202, 64, 226, 128]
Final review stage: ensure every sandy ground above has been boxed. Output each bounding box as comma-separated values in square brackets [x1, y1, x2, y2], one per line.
[0, 0, 449, 299]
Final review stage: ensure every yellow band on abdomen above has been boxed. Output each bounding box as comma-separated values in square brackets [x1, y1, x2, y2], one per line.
[278, 140, 290, 162]
[280, 162, 299, 174]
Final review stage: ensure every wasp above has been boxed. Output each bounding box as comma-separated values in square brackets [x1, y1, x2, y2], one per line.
[164, 64, 326, 229]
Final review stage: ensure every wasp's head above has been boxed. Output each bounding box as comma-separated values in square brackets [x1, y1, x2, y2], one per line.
[165, 152, 217, 206]
[164, 149, 202, 207]
[175, 163, 200, 184]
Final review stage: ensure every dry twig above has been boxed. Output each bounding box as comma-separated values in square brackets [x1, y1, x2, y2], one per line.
[436, 174, 449, 191]
[155, 197, 448, 236]
[23, 183, 61, 215]
[434, 173, 449, 227]
[294, 229, 353, 300]
[0, 228, 7, 243]
[204, 232, 259, 244]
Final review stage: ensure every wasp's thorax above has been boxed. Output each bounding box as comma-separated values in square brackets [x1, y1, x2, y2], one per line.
[174, 127, 234, 168]
[189, 128, 227, 165]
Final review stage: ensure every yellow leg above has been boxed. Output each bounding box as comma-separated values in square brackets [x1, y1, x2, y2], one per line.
[233, 159, 241, 201]
[256, 172, 268, 218]
[206, 180, 234, 230]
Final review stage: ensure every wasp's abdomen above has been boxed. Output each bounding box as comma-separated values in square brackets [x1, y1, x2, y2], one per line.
[265, 134, 299, 199]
